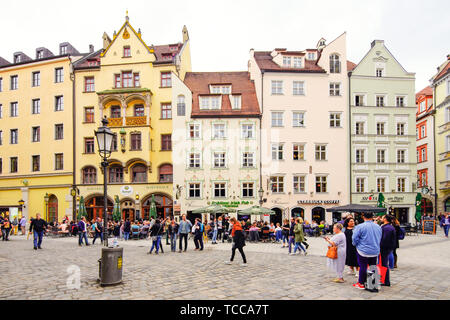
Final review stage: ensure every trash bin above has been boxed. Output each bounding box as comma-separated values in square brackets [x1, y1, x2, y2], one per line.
[98, 247, 123, 286]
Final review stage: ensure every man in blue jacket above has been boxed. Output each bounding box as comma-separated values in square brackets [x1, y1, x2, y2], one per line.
[352, 212, 382, 289]
[178, 214, 192, 253]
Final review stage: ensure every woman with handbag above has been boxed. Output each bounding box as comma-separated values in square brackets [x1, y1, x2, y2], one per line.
[224, 217, 247, 266]
[324, 223, 346, 283]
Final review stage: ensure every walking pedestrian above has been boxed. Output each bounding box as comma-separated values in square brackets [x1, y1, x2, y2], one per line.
[380, 215, 397, 286]
[92, 218, 103, 245]
[169, 219, 179, 252]
[148, 219, 164, 254]
[441, 213, 450, 238]
[224, 217, 247, 266]
[325, 223, 347, 283]
[123, 218, 131, 241]
[178, 214, 192, 252]
[288, 218, 296, 254]
[29, 213, 48, 249]
[211, 218, 218, 244]
[351, 212, 382, 290]
[281, 219, 290, 247]
[193, 218, 204, 251]
[78, 216, 90, 246]
[290, 218, 307, 255]
[19, 216, 27, 235]
[1, 217, 12, 241]
[343, 217, 359, 275]
[217, 216, 224, 242]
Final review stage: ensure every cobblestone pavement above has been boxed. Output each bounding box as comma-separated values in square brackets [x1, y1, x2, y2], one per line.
[0, 230, 449, 300]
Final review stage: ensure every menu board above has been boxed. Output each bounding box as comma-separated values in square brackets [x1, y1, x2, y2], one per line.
[422, 219, 436, 234]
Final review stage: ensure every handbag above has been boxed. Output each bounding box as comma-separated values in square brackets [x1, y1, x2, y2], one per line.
[326, 245, 338, 259]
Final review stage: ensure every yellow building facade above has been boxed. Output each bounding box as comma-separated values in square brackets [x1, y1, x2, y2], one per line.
[73, 16, 191, 222]
[0, 45, 84, 222]
[433, 56, 450, 213]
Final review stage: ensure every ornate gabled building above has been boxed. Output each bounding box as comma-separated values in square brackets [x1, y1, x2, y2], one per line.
[73, 14, 191, 221]
[349, 40, 417, 224]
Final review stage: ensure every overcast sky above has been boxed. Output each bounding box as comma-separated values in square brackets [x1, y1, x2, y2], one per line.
[2, 0, 449, 91]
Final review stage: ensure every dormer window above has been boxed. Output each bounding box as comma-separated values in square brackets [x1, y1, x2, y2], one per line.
[307, 52, 316, 60]
[376, 68, 384, 77]
[36, 51, 43, 59]
[283, 56, 291, 67]
[199, 96, 221, 110]
[60, 45, 67, 55]
[123, 46, 131, 57]
[232, 95, 241, 109]
[14, 55, 21, 63]
[162, 53, 173, 61]
[210, 85, 231, 94]
[293, 57, 302, 68]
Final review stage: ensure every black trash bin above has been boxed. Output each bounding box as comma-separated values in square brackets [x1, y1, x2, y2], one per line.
[98, 247, 123, 286]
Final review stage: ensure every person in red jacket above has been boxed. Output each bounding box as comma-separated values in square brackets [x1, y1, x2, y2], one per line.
[224, 217, 247, 266]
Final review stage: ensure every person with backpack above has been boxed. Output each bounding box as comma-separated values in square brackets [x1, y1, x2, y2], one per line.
[380, 215, 397, 286]
[1, 217, 12, 241]
[351, 212, 382, 290]
[193, 218, 204, 251]
[92, 218, 103, 245]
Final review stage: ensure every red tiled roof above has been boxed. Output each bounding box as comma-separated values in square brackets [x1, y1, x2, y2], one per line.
[416, 86, 433, 101]
[151, 43, 183, 64]
[347, 60, 357, 71]
[184, 72, 261, 118]
[434, 60, 450, 83]
[253, 51, 325, 73]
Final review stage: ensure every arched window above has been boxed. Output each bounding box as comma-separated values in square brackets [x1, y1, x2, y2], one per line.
[177, 95, 185, 116]
[329, 54, 340, 73]
[131, 164, 147, 183]
[159, 164, 173, 182]
[82, 166, 97, 184]
[109, 165, 123, 183]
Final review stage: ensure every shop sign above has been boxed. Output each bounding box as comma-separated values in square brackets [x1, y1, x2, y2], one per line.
[120, 186, 133, 196]
[211, 201, 251, 208]
[297, 200, 339, 205]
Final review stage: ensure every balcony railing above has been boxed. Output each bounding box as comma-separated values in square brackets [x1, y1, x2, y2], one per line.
[126, 116, 147, 126]
[107, 117, 123, 127]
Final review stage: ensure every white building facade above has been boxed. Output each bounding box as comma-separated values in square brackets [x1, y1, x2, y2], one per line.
[248, 33, 350, 225]
[172, 72, 261, 222]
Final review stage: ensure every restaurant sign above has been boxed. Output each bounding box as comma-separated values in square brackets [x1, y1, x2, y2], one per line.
[210, 201, 251, 208]
[297, 200, 340, 205]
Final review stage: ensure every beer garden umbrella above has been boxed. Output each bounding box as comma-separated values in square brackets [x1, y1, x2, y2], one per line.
[415, 193, 423, 222]
[112, 195, 121, 222]
[78, 196, 87, 220]
[192, 204, 235, 215]
[237, 206, 276, 215]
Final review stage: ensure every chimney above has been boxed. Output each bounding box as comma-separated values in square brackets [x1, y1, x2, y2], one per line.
[447, 54, 450, 61]
[89, 45, 94, 53]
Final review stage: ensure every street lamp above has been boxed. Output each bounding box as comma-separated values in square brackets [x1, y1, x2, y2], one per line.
[95, 117, 122, 287]
[258, 187, 264, 206]
[18, 199, 25, 220]
[43, 194, 49, 221]
[94, 117, 116, 247]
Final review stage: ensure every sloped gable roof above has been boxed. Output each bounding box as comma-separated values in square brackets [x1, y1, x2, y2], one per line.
[253, 51, 325, 73]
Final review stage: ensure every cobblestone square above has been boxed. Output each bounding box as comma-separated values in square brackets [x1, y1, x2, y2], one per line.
[0, 231, 449, 300]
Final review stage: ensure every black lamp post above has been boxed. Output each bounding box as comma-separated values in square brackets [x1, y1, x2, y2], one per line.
[258, 187, 264, 206]
[95, 117, 116, 247]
